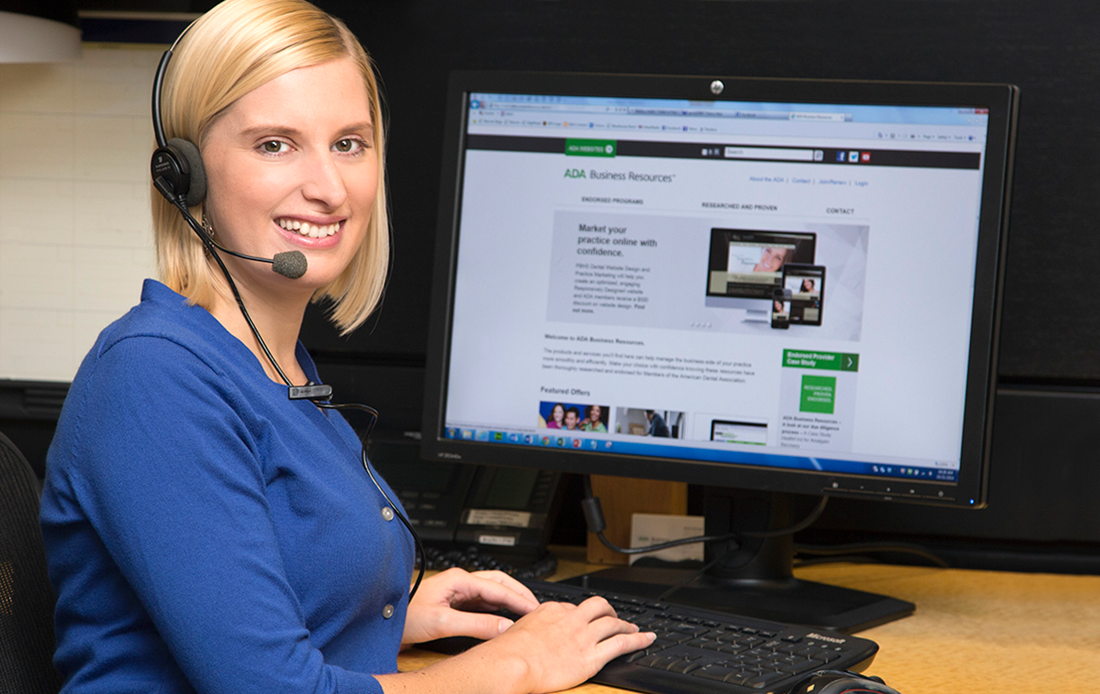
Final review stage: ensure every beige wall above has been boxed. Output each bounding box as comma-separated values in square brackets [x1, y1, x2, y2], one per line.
[0, 45, 161, 382]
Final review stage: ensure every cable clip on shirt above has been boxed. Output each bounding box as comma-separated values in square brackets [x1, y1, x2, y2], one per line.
[289, 383, 334, 401]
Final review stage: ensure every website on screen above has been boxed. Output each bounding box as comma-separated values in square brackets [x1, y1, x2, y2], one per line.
[441, 94, 991, 483]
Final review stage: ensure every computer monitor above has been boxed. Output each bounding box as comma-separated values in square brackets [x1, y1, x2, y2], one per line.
[421, 71, 1017, 631]
[705, 228, 816, 321]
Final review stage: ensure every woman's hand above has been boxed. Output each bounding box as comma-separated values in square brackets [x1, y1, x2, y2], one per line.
[464, 594, 656, 694]
[401, 568, 540, 646]
[381, 589, 655, 694]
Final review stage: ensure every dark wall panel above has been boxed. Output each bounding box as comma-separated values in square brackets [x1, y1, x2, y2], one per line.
[5, 0, 1081, 565]
[303, 0, 1100, 385]
[295, 0, 1100, 566]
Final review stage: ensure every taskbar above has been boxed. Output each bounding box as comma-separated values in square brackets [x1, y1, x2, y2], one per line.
[442, 426, 959, 483]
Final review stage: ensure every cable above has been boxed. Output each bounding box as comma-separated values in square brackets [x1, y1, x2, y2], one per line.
[655, 550, 728, 603]
[317, 401, 426, 600]
[170, 199, 296, 387]
[173, 197, 426, 599]
[157, 19, 424, 602]
[582, 475, 829, 555]
[359, 442, 426, 599]
[649, 507, 834, 602]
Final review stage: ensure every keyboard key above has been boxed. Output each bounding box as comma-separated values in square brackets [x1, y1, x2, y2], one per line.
[645, 655, 685, 670]
[668, 659, 705, 674]
[744, 671, 787, 689]
[693, 664, 744, 683]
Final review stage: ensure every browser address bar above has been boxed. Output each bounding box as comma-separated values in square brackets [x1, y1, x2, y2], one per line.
[724, 146, 817, 161]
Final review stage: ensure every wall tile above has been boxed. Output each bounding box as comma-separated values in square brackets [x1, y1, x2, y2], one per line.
[74, 116, 151, 183]
[0, 178, 76, 245]
[74, 47, 162, 118]
[0, 46, 158, 381]
[0, 243, 74, 311]
[0, 308, 75, 381]
[0, 112, 76, 180]
[0, 62, 75, 114]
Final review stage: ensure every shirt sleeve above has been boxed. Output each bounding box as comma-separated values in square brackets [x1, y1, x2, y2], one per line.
[50, 334, 385, 694]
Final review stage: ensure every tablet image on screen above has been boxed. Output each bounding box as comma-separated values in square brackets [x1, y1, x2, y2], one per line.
[782, 264, 826, 326]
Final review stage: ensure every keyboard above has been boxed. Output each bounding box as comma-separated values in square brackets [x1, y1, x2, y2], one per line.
[418, 545, 559, 580]
[426, 578, 880, 694]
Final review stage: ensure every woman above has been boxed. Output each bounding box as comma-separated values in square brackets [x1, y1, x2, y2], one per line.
[753, 246, 792, 273]
[581, 404, 607, 433]
[39, 2, 652, 693]
[545, 402, 566, 429]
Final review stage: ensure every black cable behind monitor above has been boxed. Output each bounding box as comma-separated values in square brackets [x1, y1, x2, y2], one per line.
[573, 480, 915, 633]
[581, 475, 830, 556]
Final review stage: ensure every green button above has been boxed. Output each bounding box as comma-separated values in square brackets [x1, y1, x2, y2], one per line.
[783, 349, 859, 372]
[565, 138, 616, 157]
[801, 375, 836, 414]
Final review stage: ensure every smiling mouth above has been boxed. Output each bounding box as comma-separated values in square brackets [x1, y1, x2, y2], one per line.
[276, 218, 340, 238]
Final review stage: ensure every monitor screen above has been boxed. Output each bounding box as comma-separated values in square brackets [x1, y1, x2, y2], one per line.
[705, 228, 816, 314]
[423, 72, 1015, 514]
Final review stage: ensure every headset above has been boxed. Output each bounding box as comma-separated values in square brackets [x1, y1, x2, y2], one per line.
[150, 32, 309, 282]
[150, 27, 425, 598]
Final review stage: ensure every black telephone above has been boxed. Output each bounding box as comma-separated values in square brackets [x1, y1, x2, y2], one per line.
[366, 435, 563, 568]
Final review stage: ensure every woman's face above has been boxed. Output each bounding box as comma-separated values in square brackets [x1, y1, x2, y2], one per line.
[756, 247, 788, 273]
[589, 405, 602, 421]
[551, 404, 564, 422]
[201, 58, 377, 295]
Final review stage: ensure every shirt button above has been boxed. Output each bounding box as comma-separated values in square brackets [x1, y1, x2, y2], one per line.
[382, 604, 395, 619]
[381, 506, 394, 522]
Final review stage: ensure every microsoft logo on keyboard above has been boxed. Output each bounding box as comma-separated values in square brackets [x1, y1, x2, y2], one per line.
[805, 633, 847, 644]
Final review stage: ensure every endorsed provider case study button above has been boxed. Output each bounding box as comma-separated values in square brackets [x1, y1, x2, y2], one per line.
[782, 349, 859, 372]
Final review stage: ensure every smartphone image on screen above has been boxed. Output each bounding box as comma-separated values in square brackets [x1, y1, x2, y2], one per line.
[771, 288, 791, 329]
[782, 263, 826, 325]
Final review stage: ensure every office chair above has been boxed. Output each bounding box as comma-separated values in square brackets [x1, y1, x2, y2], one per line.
[0, 431, 62, 694]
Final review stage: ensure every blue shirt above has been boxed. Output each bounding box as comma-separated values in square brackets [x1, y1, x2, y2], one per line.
[41, 280, 414, 694]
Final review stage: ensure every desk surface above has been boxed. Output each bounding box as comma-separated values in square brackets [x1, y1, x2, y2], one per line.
[399, 547, 1100, 692]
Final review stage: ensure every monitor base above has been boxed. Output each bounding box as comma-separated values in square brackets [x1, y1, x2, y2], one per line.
[561, 565, 913, 633]
[570, 489, 915, 633]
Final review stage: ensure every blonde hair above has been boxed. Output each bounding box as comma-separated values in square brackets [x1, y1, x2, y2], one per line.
[152, 0, 389, 335]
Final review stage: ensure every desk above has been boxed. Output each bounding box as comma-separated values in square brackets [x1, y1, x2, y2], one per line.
[398, 547, 1100, 692]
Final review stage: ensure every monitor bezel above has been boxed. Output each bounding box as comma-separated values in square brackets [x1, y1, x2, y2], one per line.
[421, 71, 1017, 510]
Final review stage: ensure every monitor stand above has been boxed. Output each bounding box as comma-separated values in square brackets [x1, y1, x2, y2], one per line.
[561, 488, 914, 634]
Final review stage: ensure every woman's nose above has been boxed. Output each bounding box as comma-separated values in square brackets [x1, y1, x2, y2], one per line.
[301, 151, 348, 208]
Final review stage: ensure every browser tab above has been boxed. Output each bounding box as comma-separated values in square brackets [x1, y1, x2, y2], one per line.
[790, 112, 849, 122]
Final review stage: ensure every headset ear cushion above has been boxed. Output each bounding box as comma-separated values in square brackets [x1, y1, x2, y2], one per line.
[168, 137, 206, 207]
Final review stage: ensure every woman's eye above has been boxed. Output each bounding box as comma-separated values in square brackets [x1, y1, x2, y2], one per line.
[260, 140, 286, 154]
[335, 138, 364, 153]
